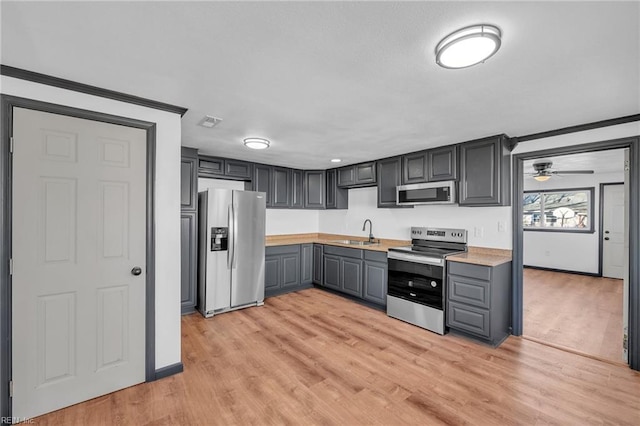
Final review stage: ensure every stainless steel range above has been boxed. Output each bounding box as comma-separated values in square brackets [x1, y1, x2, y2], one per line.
[386, 227, 468, 335]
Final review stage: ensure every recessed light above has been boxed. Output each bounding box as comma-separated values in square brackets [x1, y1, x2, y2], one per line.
[331, 159, 342, 163]
[435, 24, 501, 69]
[243, 138, 270, 150]
[198, 115, 222, 128]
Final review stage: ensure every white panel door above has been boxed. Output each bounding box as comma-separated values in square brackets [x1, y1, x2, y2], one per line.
[12, 108, 147, 419]
[602, 184, 625, 279]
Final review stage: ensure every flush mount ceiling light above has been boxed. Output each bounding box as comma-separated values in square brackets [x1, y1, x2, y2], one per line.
[435, 24, 501, 69]
[243, 138, 270, 150]
[331, 159, 342, 163]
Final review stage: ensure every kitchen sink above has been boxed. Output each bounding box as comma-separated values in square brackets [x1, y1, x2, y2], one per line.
[328, 239, 380, 246]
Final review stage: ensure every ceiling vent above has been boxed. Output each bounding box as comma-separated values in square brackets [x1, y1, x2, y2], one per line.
[198, 115, 222, 128]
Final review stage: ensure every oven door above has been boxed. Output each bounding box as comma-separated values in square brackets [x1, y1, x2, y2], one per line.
[387, 255, 444, 310]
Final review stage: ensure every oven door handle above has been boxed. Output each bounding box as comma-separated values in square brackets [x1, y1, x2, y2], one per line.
[388, 251, 444, 266]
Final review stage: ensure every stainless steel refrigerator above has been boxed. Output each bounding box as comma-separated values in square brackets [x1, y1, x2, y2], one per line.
[197, 188, 266, 317]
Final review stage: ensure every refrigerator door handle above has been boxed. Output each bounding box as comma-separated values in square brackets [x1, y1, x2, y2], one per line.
[231, 202, 238, 269]
[228, 204, 235, 270]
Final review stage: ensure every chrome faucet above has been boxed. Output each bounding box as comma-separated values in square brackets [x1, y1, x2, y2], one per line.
[362, 219, 374, 243]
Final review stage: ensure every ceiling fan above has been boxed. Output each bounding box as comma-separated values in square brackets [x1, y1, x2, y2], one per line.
[528, 161, 594, 182]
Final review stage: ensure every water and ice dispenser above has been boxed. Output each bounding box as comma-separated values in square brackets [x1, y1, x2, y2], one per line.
[210, 227, 228, 251]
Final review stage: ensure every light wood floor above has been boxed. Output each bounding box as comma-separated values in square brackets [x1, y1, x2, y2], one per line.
[523, 268, 624, 362]
[36, 288, 639, 425]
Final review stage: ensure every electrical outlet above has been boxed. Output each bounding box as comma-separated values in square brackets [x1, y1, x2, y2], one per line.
[474, 227, 484, 238]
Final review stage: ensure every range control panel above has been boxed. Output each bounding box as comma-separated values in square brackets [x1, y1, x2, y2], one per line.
[411, 227, 467, 243]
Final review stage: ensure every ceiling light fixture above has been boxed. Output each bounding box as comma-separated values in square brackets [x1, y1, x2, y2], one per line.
[243, 138, 270, 150]
[331, 159, 342, 163]
[435, 24, 501, 69]
[533, 174, 552, 182]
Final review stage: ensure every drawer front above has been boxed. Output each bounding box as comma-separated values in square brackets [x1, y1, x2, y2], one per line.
[447, 301, 490, 338]
[323, 245, 363, 259]
[364, 250, 386, 263]
[448, 261, 491, 281]
[448, 275, 490, 309]
[266, 245, 300, 256]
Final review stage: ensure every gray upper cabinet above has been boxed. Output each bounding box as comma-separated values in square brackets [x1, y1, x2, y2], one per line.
[402, 151, 428, 184]
[337, 162, 377, 188]
[377, 156, 410, 208]
[225, 159, 252, 180]
[198, 156, 224, 177]
[428, 145, 458, 181]
[291, 169, 304, 209]
[253, 164, 272, 207]
[304, 170, 326, 209]
[459, 135, 511, 206]
[181, 147, 198, 211]
[199, 155, 252, 180]
[271, 167, 291, 208]
[326, 169, 348, 209]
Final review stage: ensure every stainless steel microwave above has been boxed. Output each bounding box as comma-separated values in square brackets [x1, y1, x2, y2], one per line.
[396, 181, 457, 206]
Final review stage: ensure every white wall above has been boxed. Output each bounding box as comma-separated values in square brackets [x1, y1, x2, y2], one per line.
[523, 172, 624, 273]
[1, 76, 182, 369]
[319, 187, 512, 248]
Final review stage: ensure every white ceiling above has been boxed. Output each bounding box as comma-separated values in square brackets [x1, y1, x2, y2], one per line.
[2, 1, 639, 169]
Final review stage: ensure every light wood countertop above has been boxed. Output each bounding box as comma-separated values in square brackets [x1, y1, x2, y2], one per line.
[446, 246, 512, 266]
[266, 233, 410, 252]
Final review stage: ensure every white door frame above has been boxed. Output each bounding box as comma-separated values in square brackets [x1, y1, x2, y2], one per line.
[0, 94, 157, 420]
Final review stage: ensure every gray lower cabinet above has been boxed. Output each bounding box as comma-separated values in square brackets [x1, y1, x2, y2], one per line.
[180, 212, 197, 314]
[446, 260, 512, 346]
[313, 244, 323, 284]
[265, 245, 301, 297]
[301, 243, 313, 285]
[322, 245, 364, 298]
[363, 251, 387, 305]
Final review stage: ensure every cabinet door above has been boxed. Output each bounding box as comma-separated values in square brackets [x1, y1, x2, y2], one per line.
[271, 167, 291, 208]
[363, 260, 387, 305]
[198, 156, 225, 177]
[281, 252, 301, 288]
[253, 164, 272, 207]
[377, 156, 409, 208]
[447, 301, 491, 338]
[355, 162, 376, 185]
[265, 255, 281, 294]
[428, 145, 457, 181]
[180, 212, 197, 314]
[337, 166, 355, 187]
[225, 159, 252, 180]
[180, 155, 198, 211]
[402, 151, 428, 184]
[313, 244, 323, 284]
[323, 255, 341, 290]
[291, 169, 304, 209]
[459, 136, 508, 206]
[341, 258, 363, 297]
[326, 169, 337, 208]
[304, 170, 325, 209]
[300, 244, 313, 285]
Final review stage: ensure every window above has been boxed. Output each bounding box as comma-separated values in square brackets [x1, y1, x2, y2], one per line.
[523, 188, 594, 232]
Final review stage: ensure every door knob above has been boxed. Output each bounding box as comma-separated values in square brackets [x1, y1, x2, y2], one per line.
[131, 266, 142, 276]
[604, 237, 610, 241]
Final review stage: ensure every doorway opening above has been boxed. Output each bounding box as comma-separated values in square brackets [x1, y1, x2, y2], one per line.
[515, 144, 634, 365]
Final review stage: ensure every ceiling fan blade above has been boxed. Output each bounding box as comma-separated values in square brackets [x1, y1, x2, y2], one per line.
[552, 170, 594, 174]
